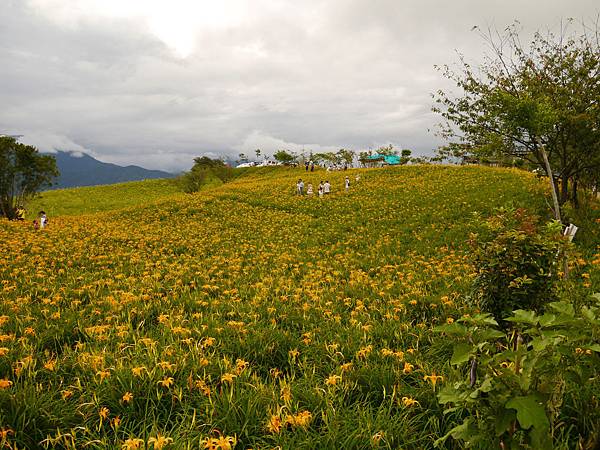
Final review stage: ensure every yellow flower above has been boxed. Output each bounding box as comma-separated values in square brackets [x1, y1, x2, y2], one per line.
[423, 373, 444, 388]
[0, 379, 13, 389]
[96, 370, 111, 382]
[121, 438, 144, 450]
[266, 414, 282, 434]
[235, 359, 248, 374]
[371, 431, 384, 445]
[401, 396, 420, 407]
[44, 360, 56, 371]
[158, 377, 175, 388]
[122, 392, 133, 403]
[325, 374, 342, 386]
[148, 434, 173, 449]
[131, 366, 146, 377]
[99, 406, 110, 419]
[221, 372, 236, 384]
[158, 361, 176, 371]
[61, 389, 73, 400]
[0, 347, 9, 356]
[402, 362, 414, 374]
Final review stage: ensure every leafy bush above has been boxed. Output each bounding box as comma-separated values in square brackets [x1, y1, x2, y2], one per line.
[178, 157, 234, 193]
[434, 298, 600, 449]
[469, 208, 566, 324]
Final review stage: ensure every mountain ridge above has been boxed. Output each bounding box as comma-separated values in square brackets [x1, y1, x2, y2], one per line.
[45, 150, 174, 189]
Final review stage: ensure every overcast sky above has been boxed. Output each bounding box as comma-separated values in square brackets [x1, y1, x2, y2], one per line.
[1, 0, 598, 171]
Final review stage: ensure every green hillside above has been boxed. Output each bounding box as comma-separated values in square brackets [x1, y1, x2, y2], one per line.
[27, 178, 182, 217]
[0, 166, 598, 449]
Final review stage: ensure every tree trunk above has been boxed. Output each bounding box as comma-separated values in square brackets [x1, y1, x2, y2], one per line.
[560, 174, 569, 205]
[571, 178, 579, 208]
[541, 147, 562, 223]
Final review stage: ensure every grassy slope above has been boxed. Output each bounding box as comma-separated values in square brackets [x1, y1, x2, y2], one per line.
[26, 178, 182, 217]
[0, 166, 597, 448]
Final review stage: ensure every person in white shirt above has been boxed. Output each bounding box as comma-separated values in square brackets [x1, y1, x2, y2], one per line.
[307, 183, 313, 195]
[324, 181, 331, 195]
[39, 211, 48, 229]
[345, 176, 350, 190]
[296, 179, 304, 195]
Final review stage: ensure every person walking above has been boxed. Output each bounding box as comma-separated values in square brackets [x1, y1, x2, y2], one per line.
[305, 161, 309, 172]
[296, 179, 304, 195]
[310, 161, 315, 172]
[324, 180, 331, 195]
[318, 185, 323, 197]
[345, 176, 350, 191]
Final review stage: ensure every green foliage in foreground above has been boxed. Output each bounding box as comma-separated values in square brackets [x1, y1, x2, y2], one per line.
[436, 298, 600, 449]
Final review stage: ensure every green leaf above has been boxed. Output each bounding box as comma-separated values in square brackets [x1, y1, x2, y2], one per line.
[537, 313, 556, 327]
[434, 418, 478, 447]
[495, 408, 516, 436]
[531, 425, 553, 450]
[505, 309, 538, 325]
[477, 329, 505, 340]
[437, 385, 462, 405]
[530, 337, 550, 352]
[451, 343, 472, 365]
[548, 302, 574, 317]
[505, 396, 549, 430]
[433, 322, 468, 336]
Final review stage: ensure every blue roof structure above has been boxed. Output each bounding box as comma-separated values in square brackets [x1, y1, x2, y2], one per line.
[365, 154, 401, 165]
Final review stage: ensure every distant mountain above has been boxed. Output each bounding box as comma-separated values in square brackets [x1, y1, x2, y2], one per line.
[46, 151, 174, 189]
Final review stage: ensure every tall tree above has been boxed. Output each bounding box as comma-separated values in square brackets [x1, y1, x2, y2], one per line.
[273, 150, 296, 165]
[433, 22, 600, 219]
[0, 136, 58, 219]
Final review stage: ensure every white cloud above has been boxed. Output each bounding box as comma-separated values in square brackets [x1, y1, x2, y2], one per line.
[1, 0, 598, 171]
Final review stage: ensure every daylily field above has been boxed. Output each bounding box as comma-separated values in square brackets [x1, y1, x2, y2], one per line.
[1, 166, 598, 449]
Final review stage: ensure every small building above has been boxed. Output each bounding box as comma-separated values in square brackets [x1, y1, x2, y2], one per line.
[362, 154, 401, 167]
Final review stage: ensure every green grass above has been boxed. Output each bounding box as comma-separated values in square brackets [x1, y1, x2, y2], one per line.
[26, 178, 182, 217]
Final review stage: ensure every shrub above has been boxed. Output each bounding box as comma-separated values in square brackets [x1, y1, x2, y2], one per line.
[469, 208, 566, 324]
[434, 298, 600, 449]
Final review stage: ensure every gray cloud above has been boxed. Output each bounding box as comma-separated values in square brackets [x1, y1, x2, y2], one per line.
[1, 0, 598, 171]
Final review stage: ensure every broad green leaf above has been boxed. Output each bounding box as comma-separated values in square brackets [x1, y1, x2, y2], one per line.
[531, 425, 553, 450]
[530, 337, 550, 352]
[495, 408, 516, 436]
[548, 301, 574, 317]
[537, 313, 556, 327]
[437, 386, 462, 405]
[451, 343, 472, 365]
[505, 309, 538, 325]
[505, 396, 549, 430]
[433, 322, 468, 336]
[434, 419, 477, 447]
[477, 329, 505, 340]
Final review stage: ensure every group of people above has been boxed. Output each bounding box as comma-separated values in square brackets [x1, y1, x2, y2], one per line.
[304, 160, 316, 172]
[296, 175, 359, 197]
[15, 205, 48, 229]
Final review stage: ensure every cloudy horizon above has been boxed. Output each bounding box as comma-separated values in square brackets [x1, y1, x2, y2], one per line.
[1, 0, 598, 172]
